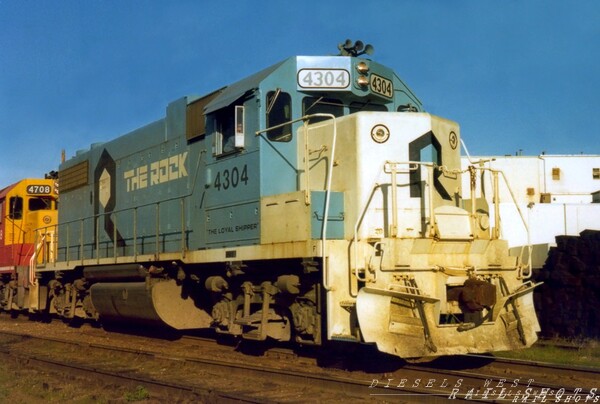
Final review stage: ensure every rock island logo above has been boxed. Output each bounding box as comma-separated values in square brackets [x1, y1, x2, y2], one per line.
[124, 152, 188, 192]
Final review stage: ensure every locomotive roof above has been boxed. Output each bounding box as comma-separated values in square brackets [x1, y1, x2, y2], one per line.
[0, 179, 55, 199]
[200, 54, 422, 115]
[204, 59, 286, 114]
[0, 181, 18, 198]
[59, 53, 421, 169]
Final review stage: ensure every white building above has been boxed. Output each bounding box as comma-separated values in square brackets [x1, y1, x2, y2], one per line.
[460, 154, 600, 268]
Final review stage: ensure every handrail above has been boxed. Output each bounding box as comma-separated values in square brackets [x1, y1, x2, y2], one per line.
[498, 169, 532, 279]
[352, 160, 433, 288]
[389, 163, 398, 237]
[426, 164, 435, 237]
[461, 138, 531, 278]
[348, 156, 533, 300]
[29, 228, 58, 283]
[29, 233, 46, 286]
[155, 203, 160, 260]
[257, 113, 337, 291]
[318, 114, 337, 292]
[34, 194, 189, 266]
[33, 143, 211, 268]
[465, 163, 533, 279]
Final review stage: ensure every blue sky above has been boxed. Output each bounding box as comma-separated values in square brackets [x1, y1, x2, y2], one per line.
[1, 1, 598, 186]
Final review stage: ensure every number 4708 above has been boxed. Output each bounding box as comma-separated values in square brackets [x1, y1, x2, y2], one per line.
[214, 164, 249, 191]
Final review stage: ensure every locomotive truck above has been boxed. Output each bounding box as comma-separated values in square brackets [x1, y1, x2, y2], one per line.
[1, 41, 540, 357]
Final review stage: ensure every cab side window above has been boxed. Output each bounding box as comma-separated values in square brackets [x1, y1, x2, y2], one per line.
[214, 105, 236, 155]
[9, 196, 23, 220]
[266, 90, 292, 142]
[350, 101, 387, 113]
[302, 97, 343, 124]
[213, 103, 245, 156]
[29, 197, 53, 211]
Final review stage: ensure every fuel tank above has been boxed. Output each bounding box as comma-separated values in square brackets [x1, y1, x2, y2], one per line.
[89, 279, 212, 330]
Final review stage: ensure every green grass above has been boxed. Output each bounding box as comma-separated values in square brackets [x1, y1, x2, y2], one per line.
[494, 339, 600, 368]
[124, 385, 150, 402]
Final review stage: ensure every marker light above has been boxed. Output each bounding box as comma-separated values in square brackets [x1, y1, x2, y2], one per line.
[357, 75, 369, 87]
[356, 61, 369, 74]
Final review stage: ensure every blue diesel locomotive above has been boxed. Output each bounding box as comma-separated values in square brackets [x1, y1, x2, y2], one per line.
[22, 41, 539, 357]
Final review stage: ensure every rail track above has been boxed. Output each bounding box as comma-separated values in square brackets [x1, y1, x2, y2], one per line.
[0, 315, 598, 402]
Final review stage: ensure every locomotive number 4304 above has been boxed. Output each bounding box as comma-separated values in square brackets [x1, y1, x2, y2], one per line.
[370, 74, 393, 98]
[214, 165, 249, 191]
[297, 68, 350, 89]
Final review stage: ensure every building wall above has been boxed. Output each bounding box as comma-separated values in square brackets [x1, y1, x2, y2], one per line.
[461, 155, 600, 268]
[461, 155, 600, 204]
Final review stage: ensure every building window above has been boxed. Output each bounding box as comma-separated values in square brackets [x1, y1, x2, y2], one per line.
[593, 168, 600, 180]
[552, 167, 560, 180]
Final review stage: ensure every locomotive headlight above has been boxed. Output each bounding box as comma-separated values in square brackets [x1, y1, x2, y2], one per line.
[371, 124, 390, 143]
[356, 61, 369, 74]
[357, 75, 369, 87]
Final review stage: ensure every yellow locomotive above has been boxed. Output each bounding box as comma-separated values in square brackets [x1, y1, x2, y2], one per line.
[0, 178, 58, 311]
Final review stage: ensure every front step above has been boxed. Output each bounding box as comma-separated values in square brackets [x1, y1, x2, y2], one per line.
[331, 334, 359, 342]
[339, 299, 356, 313]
